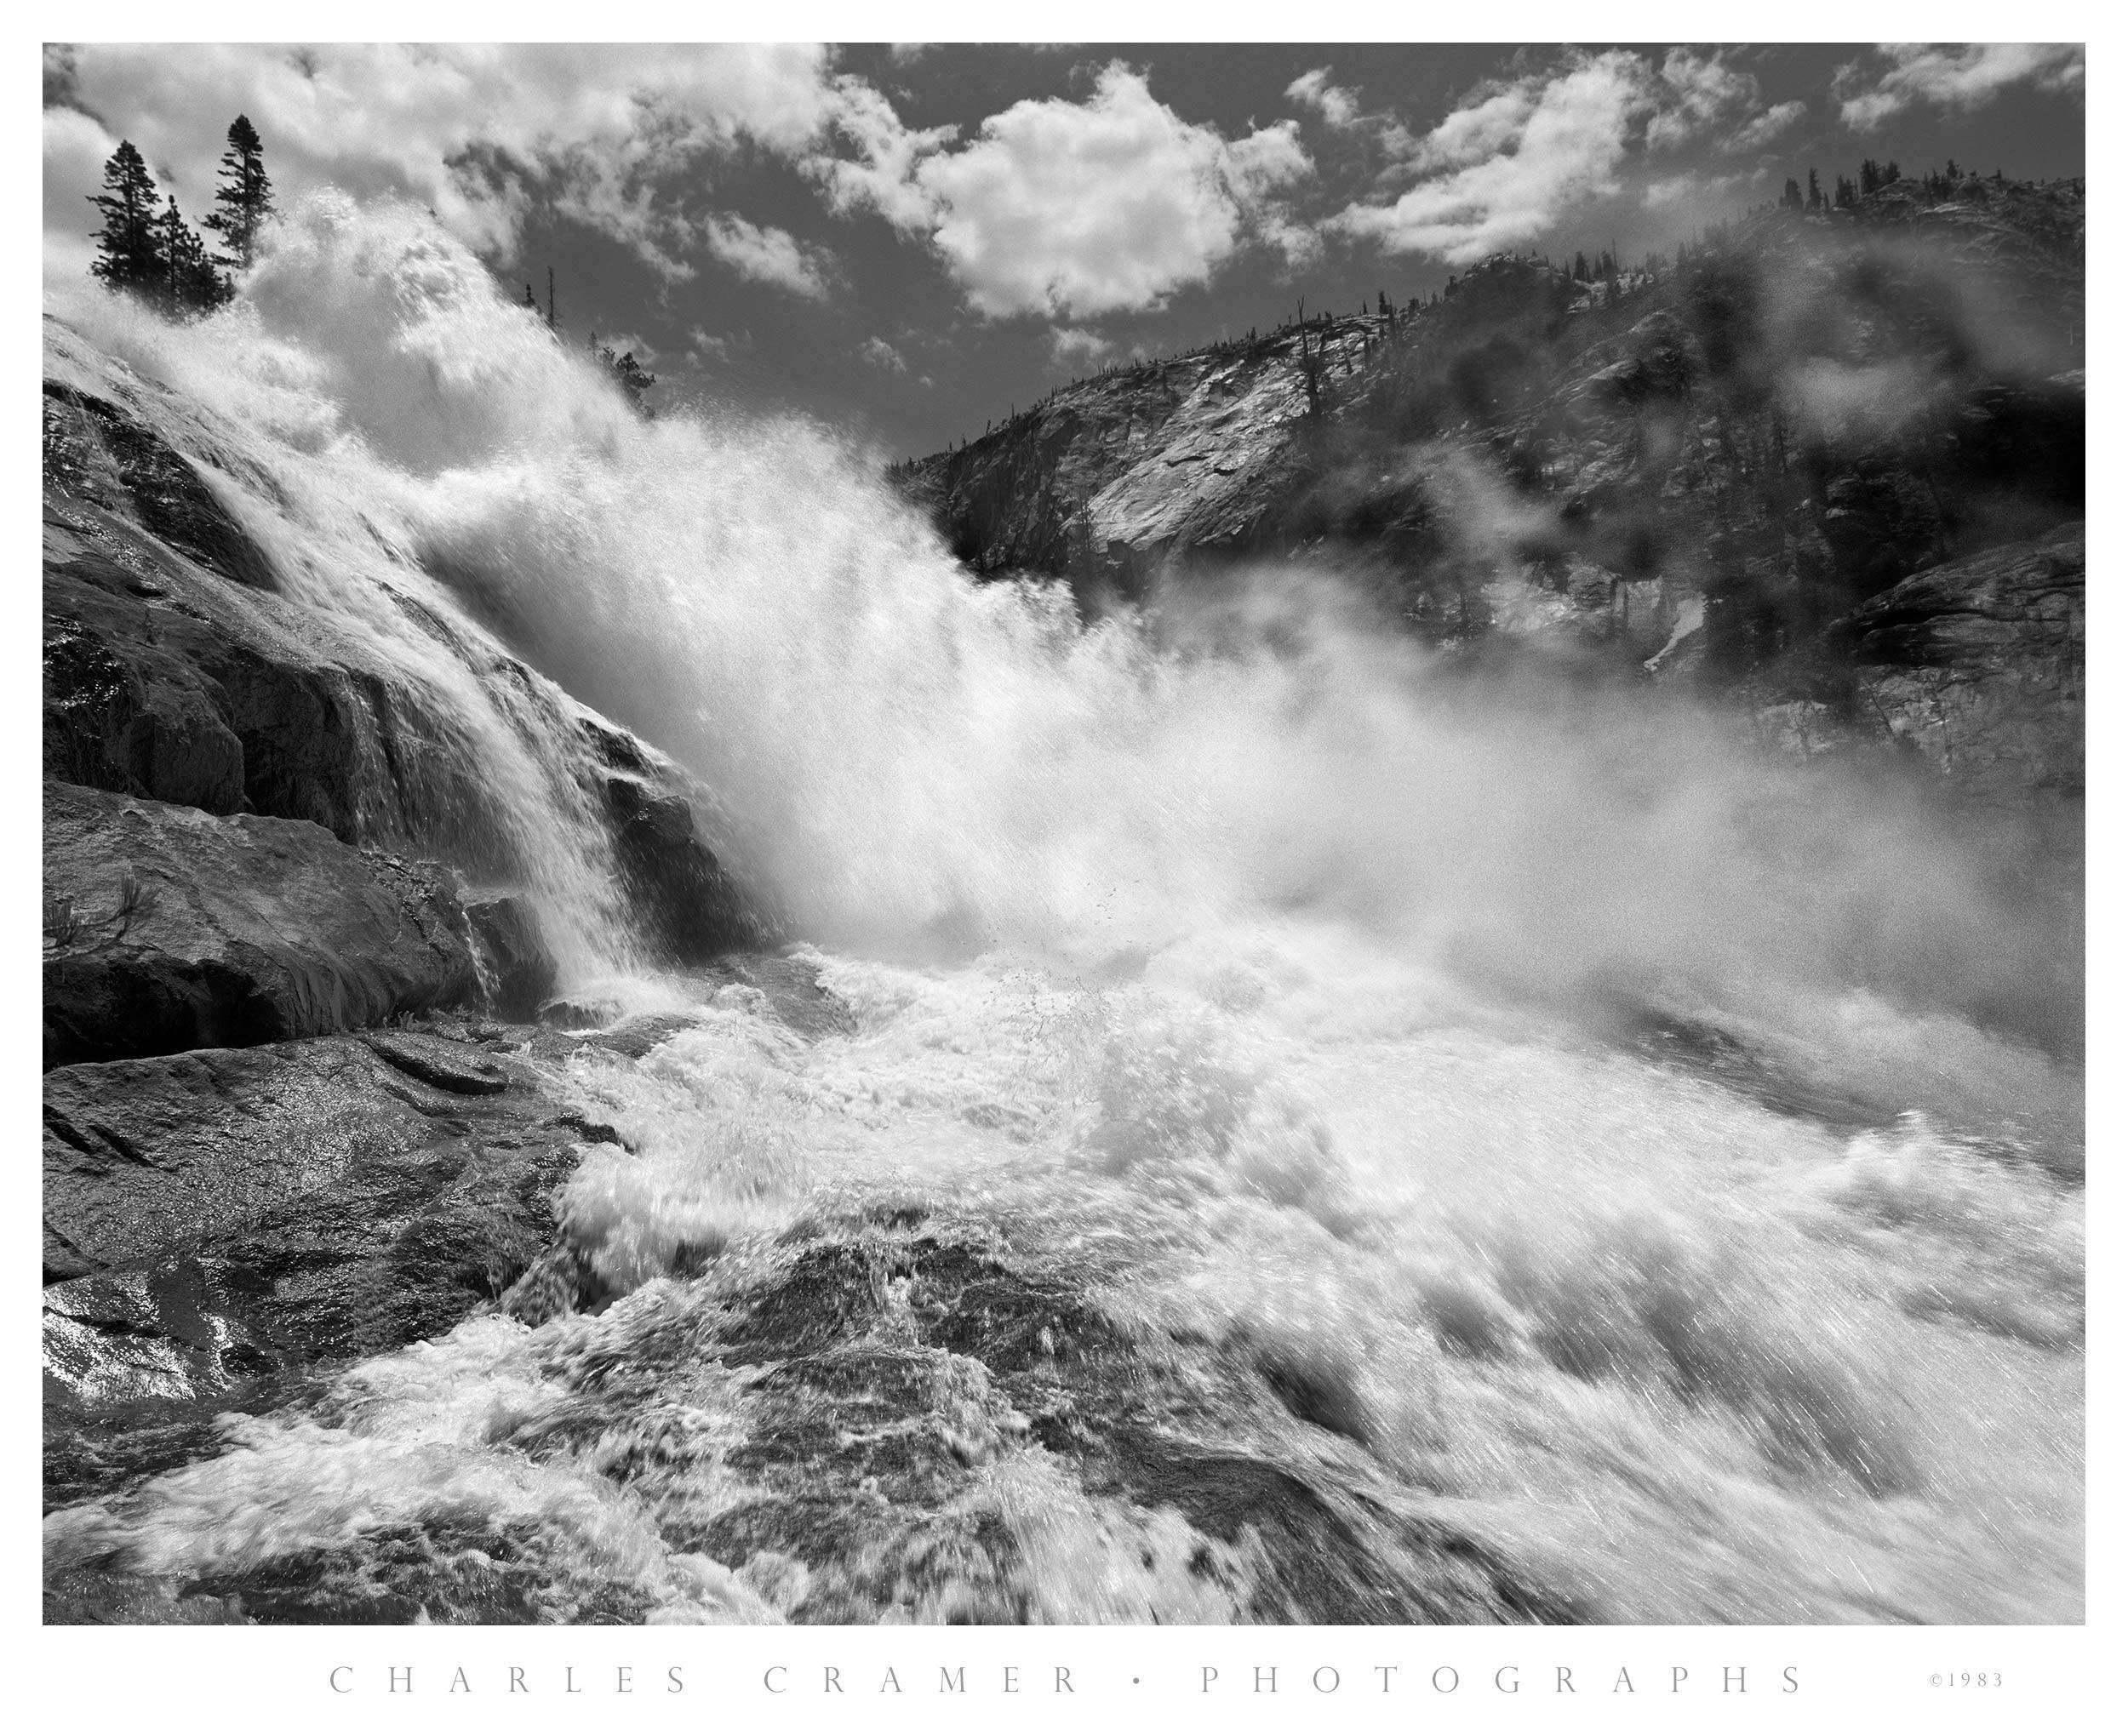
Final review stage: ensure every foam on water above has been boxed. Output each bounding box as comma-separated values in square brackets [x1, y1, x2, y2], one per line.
[41, 194, 2082, 1622]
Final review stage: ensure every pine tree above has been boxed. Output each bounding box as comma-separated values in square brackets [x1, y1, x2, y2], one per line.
[202, 115, 274, 268]
[597, 343, 657, 414]
[1781, 179, 1803, 211]
[88, 140, 163, 299]
[160, 196, 231, 315]
[1806, 168, 1822, 210]
[1572, 249, 1591, 281]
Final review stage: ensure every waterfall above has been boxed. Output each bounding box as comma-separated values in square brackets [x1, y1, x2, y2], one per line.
[41, 191, 2084, 1625]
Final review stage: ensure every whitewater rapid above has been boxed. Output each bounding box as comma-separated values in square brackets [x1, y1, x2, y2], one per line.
[42, 192, 2084, 1623]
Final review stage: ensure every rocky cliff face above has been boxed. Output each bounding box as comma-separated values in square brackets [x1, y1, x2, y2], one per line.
[43, 322, 754, 962]
[902, 174, 2084, 799]
[1828, 524, 2084, 800]
[40, 318, 773, 1502]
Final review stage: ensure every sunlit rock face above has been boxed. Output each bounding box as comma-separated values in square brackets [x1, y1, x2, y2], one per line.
[904, 178, 2085, 806]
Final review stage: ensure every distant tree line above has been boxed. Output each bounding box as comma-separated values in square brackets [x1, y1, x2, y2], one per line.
[910, 151, 2047, 479]
[89, 116, 275, 317]
[1779, 157, 2004, 214]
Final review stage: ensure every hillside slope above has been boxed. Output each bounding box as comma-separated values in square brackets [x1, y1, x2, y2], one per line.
[901, 174, 2084, 790]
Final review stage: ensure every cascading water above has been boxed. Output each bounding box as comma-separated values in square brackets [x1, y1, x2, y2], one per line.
[42, 191, 2083, 1623]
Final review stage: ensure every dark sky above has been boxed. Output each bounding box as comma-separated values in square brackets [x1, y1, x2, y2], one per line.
[43, 42, 2085, 460]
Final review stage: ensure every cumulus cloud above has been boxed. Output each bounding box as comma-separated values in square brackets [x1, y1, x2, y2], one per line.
[1049, 325, 1116, 368]
[1731, 99, 1809, 151]
[686, 324, 743, 366]
[47, 44, 1313, 316]
[860, 335, 907, 372]
[808, 77, 959, 232]
[43, 43, 844, 289]
[1330, 49, 1829, 266]
[43, 97, 115, 285]
[1413, 83, 1542, 172]
[534, 151, 695, 281]
[1642, 170, 1748, 210]
[702, 214, 835, 299]
[1834, 43, 2085, 132]
[1646, 48, 1759, 150]
[1286, 68, 1363, 129]
[1334, 51, 1650, 264]
[1652, 50, 1808, 155]
[595, 330, 660, 363]
[825, 62, 1313, 318]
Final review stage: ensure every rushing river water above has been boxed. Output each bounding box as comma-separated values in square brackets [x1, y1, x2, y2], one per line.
[42, 193, 2084, 1624]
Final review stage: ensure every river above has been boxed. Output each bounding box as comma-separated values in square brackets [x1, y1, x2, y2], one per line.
[42, 191, 2084, 1624]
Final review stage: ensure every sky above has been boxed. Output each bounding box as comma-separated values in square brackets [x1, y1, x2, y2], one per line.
[42, 38, 2086, 460]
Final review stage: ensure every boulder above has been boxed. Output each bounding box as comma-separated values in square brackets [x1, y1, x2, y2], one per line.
[43, 779, 480, 1068]
[42, 1028, 602, 1293]
[604, 773, 755, 959]
[41, 1025, 619, 1510]
[462, 893, 558, 1020]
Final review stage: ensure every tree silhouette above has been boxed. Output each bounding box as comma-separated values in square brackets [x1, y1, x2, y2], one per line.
[88, 140, 163, 299]
[203, 115, 275, 269]
[159, 195, 231, 314]
[1857, 158, 1902, 197]
[595, 341, 658, 414]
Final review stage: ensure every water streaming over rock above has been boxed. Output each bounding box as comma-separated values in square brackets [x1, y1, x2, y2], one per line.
[42, 192, 2083, 1624]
